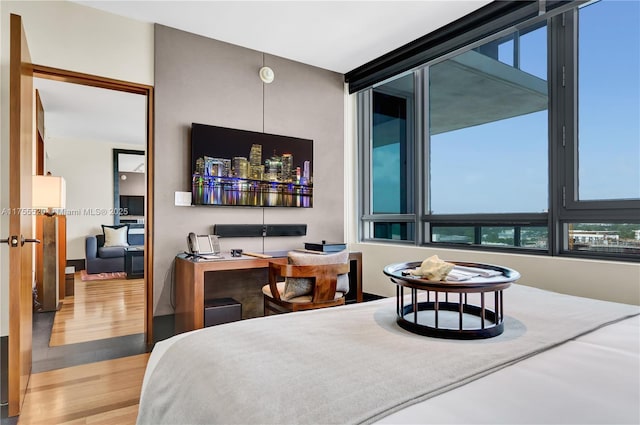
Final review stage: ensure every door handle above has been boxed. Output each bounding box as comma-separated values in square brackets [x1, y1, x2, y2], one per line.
[0, 236, 41, 247]
[22, 236, 41, 246]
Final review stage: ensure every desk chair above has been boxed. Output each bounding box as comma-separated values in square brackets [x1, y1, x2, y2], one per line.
[262, 261, 350, 315]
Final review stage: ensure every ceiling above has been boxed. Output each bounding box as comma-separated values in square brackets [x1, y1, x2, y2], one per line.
[37, 0, 491, 145]
[35, 77, 147, 145]
[75, 1, 491, 74]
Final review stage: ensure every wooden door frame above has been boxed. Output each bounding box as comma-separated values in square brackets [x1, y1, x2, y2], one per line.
[9, 13, 34, 417]
[31, 65, 155, 347]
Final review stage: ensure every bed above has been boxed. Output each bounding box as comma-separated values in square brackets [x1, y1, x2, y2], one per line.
[137, 284, 639, 424]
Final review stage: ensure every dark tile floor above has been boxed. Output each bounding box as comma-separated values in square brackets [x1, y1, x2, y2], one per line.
[0, 407, 17, 425]
[152, 314, 176, 344]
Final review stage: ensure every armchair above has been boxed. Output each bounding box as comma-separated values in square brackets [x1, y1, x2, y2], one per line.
[262, 260, 350, 315]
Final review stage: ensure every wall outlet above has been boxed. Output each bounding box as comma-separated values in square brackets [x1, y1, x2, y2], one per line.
[174, 191, 192, 206]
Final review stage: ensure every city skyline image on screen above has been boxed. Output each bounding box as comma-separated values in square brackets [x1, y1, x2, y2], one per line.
[191, 123, 313, 207]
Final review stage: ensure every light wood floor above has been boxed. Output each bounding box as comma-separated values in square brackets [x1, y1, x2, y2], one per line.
[18, 353, 150, 425]
[50, 274, 145, 346]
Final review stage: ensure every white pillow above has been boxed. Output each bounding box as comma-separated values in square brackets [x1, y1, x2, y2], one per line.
[103, 225, 129, 247]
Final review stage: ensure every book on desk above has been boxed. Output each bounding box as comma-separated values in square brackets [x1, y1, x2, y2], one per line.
[304, 242, 347, 253]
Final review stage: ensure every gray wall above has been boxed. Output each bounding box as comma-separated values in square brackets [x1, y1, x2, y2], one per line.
[154, 25, 345, 315]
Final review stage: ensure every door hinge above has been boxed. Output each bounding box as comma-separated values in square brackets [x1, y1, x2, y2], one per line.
[562, 125, 566, 147]
[562, 186, 566, 207]
[562, 13, 566, 27]
[562, 66, 566, 87]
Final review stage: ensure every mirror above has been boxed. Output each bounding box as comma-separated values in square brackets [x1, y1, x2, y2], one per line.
[114, 149, 145, 226]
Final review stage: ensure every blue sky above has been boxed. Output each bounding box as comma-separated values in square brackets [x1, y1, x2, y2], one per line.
[578, 0, 639, 201]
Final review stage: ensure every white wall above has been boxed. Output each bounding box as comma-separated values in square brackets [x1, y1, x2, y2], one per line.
[45, 137, 144, 260]
[1, 1, 154, 84]
[0, 0, 153, 335]
[349, 242, 640, 305]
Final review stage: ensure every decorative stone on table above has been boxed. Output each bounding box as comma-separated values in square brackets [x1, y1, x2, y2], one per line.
[408, 255, 455, 281]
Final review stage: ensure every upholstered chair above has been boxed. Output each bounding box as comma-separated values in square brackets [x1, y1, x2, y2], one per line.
[262, 250, 350, 315]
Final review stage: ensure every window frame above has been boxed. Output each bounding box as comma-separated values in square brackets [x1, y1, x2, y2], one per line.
[557, 6, 640, 261]
[561, 7, 640, 215]
[359, 72, 419, 242]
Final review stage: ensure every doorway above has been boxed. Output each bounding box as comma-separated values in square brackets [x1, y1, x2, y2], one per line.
[31, 66, 153, 368]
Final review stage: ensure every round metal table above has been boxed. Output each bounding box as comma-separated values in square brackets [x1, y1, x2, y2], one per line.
[383, 261, 520, 339]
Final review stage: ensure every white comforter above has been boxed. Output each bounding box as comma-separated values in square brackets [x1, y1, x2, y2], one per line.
[380, 314, 640, 424]
[138, 285, 639, 424]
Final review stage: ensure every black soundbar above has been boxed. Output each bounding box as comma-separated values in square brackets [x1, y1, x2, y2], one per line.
[213, 224, 264, 238]
[213, 224, 307, 238]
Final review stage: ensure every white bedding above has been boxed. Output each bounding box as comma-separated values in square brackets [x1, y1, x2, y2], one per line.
[380, 315, 640, 424]
[138, 285, 639, 424]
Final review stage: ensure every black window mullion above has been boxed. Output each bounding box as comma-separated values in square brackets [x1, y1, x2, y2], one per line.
[415, 69, 427, 245]
[549, 11, 569, 256]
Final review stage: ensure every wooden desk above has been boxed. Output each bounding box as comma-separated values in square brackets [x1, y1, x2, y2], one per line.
[175, 251, 363, 333]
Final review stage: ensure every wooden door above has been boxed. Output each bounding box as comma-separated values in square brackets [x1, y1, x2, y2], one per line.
[8, 13, 34, 417]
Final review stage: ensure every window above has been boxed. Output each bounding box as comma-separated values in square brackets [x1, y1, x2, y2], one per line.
[559, 0, 640, 259]
[576, 1, 639, 201]
[565, 223, 640, 256]
[361, 73, 415, 241]
[431, 225, 548, 249]
[373, 222, 415, 241]
[372, 88, 412, 215]
[429, 23, 548, 214]
[357, 0, 640, 261]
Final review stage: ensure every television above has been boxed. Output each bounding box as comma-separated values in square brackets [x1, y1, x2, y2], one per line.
[190, 123, 313, 207]
[120, 195, 144, 216]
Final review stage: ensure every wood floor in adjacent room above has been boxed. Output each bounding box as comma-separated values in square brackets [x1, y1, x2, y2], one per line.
[18, 273, 149, 424]
[50, 274, 145, 346]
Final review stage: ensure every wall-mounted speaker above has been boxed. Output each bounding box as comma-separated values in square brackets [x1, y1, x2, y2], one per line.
[213, 224, 264, 238]
[212, 224, 307, 238]
[265, 224, 307, 237]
